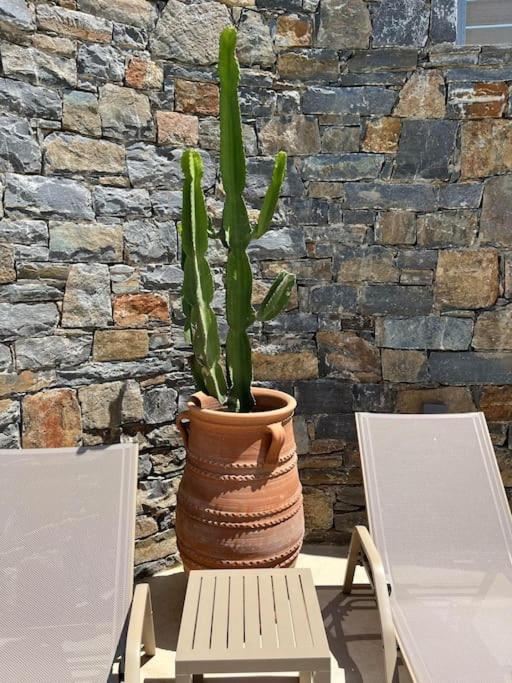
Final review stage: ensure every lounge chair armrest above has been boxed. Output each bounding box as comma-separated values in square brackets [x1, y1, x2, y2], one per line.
[343, 526, 397, 683]
[124, 583, 156, 683]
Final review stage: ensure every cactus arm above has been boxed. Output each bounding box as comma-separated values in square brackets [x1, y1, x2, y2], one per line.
[181, 149, 227, 403]
[252, 151, 287, 241]
[219, 26, 256, 412]
[256, 271, 296, 322]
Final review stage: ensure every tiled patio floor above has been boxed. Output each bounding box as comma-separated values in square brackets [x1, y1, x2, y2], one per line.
[139, 545, 413, 683]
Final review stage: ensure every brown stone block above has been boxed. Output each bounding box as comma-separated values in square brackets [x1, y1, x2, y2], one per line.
[480, 386, 512, 422]
[0, 244, 15, 284]
[318, 330, 381, 382]
[0, 370, 55, 399]
[362, 117, 401, 153]
[156, 111, 198, 146]
[126, 57, 163, 90]
[461, 119, 512, 178]
[22, 388, 81, 448]
[113, 293, 170, 327]
[260, 259, 332, 282]
[337, 248, 398, 284]
[394, 70, 446, 119]
[303, 487, 334, 531]
[276, 15, 312, 48]
[175, 79, 219, 116]
[395, 386, 475, 413]
[259, 115, 320, 155]
[473, 306, 512, 350]
[252, 348, 318, 380]
[449, 82, 508, 119]
[135, 529, 177, 565]
[381, 348, 428, 383]
[375, 211, 416, 245]
[435, 249, 499, 309]
[93, 329, 150, 361]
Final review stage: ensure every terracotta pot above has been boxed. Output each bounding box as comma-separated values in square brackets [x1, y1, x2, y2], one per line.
[175, 387, 304, 570]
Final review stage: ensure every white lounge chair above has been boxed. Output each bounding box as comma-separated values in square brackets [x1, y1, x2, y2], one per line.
[344, 412, 512, 683]
[0, 443, 155, 683]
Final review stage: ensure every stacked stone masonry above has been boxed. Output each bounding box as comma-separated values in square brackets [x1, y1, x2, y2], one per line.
[1, 0, 512, 572]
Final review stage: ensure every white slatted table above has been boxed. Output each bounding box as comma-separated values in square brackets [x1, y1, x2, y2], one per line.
[176, 568, 331, 683]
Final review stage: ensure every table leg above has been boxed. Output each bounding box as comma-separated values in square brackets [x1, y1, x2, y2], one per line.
[314, 670, 330, 683]
[300, 672, 312, 683]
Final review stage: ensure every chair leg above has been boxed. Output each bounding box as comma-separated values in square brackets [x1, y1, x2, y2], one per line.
[342, 528, 361, 594]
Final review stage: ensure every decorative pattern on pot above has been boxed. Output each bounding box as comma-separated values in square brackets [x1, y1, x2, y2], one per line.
[176, 387, 305, 570]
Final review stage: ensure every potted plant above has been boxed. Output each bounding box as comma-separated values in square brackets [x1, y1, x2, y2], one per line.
[175, 27, 304, 570]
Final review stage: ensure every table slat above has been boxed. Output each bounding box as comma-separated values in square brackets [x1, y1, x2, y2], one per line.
[177, 572, 202, 651]
[258, 572, 278, 649]
[286, 571, 313, 648]
[272, 572, 295, 649]
[193, 572, 216, 650]
[228, 573, 244, 649]
[210, 572, 229, 651]
[244, 571, 261, 648]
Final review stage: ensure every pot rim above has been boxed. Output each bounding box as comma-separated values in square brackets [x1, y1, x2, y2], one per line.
[187, 387, 296, 425]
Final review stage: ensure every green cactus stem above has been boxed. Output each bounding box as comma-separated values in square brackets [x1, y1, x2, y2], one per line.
[179, 27, 296, 413]
[181, 149, 227, 403]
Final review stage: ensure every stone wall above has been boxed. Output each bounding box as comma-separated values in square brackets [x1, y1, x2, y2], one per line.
[1, 0, 512, 572]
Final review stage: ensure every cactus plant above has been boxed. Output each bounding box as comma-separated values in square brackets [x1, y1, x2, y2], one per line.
[180, 26, 295, 413]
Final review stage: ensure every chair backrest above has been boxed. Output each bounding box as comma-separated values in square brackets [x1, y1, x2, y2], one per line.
[356, 412, 512, 594]
[0, 443, 138, 683]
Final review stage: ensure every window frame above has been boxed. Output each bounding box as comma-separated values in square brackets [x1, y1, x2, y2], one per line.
[457, 0, 512, 45]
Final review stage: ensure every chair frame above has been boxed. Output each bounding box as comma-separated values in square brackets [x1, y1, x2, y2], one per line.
[124, 582, 157, 683]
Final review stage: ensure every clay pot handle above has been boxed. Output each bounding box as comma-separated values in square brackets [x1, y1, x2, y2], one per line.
[176, 411, 191, 449]
[265, 423, 285, 467]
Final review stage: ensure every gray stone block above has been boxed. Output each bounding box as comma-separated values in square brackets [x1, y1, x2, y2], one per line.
[61, 263, 112, 328]
[359, 285, 433, 315]
[302, 86, 397, 116]
[347, 48, 417, 72]
[373, 0, 430, 47]
[0, 302, 59, 341]
[309, 284, 357, 313]
[143, 385, 178, 425]
[0, 76, 61, 119]
[93, 187, 151, 217]
[376, 315, 474, 350]
[264, 312, 318, 335]
[150, 0, 231, 65]
[302, 154, 384, 181]
[295, 379, 353, 414]
[247, 157, 304, 200]
[0, 0, 35, 33]
[430, 0, 457, 43]
[344, 182, 437, 211]
[314, 413, 356, 440]
[429, 352, 512, 384]
[249, 228, 306, 259]
[127, 143, 216, 190]
[15, 335, 92, 370]
[0, 114, 41, 173]
[438, 183, 483, 209]
[396, 249, 438, 269]
[5, 174, 93, 220]
[395, 120, 458, 181]
[77, 44, 125, 84]
[124, 220, 177, 265]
